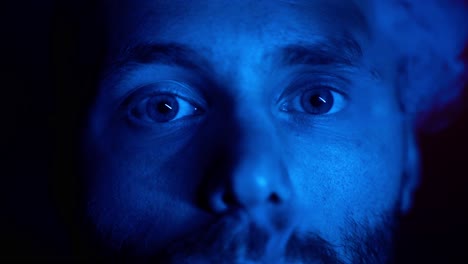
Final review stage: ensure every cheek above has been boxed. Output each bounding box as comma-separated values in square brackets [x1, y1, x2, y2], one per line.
[284, 123, 404, 239]
[84, 124, 211, 250]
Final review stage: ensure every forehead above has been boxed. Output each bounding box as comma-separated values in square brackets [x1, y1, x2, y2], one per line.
[103, 0, 370, 54]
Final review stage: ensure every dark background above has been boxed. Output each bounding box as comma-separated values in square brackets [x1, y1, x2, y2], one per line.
[2, 1, 467, 262]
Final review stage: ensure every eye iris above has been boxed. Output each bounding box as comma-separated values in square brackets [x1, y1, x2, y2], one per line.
[147, 95, 179, 122]
[301, 89, 334, 114]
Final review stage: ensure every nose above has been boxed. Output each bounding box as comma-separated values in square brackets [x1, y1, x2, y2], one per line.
[228, 146, 291, 209]
[206, 114, 294, 215]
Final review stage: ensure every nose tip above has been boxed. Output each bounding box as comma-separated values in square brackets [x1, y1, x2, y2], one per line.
[232, 156, 291, 207]
[208, 153, 293, 214]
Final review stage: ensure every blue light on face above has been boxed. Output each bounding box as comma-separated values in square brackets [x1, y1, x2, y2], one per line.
[81, 0, 468, 262]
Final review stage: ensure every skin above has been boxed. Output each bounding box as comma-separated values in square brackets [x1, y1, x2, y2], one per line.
[83, 0, 420, 262]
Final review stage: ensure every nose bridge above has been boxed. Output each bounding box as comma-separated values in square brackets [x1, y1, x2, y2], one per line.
[237, 110, 277, 157]
[201, 85, 296, 221]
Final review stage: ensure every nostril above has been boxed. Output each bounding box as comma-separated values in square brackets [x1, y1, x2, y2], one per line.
[222, 191, 237, 207]
[268, 193, 281, 204]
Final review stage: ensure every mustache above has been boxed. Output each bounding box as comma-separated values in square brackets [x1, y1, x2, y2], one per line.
[150, 213, 342, 264]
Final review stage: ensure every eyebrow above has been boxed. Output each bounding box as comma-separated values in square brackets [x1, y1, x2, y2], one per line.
[278, 37, 363, 68]
[112, 43, 207, 71]
[111, 36, 363, 73]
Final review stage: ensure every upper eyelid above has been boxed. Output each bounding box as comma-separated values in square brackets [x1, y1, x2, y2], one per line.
[100, 62, 213, 105]
[276, 74, 350, 104]
[119, 80, 207, 110]
[294, 72, 351, 90]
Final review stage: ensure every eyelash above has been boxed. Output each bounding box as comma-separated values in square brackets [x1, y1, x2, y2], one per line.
[121, 81, 205, 126]
[279, 85, 348, 115]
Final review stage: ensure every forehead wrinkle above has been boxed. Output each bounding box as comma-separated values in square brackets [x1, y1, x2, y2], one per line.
[273, 0, 370, 39]
[106, 0, 371, 42]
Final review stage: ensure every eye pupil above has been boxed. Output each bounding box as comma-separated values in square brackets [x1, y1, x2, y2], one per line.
[156, 101, 173, 114]
[309, 94, 327, 107]
[147, 95, 179, 122]
[301, 89, 334, 114]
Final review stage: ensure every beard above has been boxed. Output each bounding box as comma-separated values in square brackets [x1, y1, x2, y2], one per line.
[145, 209, 399, 264]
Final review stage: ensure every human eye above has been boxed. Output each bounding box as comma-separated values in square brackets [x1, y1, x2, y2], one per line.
[122, 81, 205, 126]
[279, 84, 347, 115]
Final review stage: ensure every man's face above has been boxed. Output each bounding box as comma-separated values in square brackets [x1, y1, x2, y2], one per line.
[84, 0, 417, 262]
